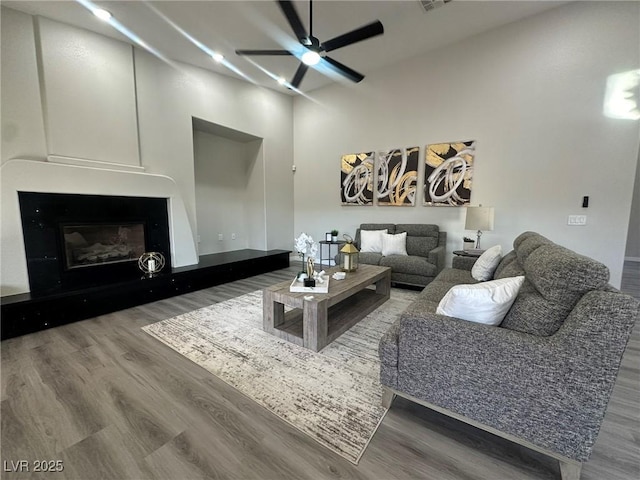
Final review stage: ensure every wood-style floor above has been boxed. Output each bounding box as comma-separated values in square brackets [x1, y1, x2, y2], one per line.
[1, 264, 639, 480]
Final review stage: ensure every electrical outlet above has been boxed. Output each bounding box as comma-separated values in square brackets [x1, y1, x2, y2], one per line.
[197, 235, 201, 243]
[232, 233, 236, 240]
[218, 233, 223, 241]
[568, 215, 587, 226]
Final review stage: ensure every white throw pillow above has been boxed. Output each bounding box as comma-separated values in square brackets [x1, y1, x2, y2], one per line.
[471, 245, 503, 281]
[360, 229, 387, 253]
[381, 232, 408, 256]
[436, 276, 525, 326]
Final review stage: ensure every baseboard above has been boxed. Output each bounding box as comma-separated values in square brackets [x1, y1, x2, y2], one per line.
[625, 256, 640, 262]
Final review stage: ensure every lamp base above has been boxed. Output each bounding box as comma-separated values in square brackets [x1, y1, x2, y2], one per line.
[475, 230, 483, 249]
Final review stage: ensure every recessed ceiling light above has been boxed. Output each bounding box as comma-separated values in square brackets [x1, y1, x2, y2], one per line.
[92, 8, 112, 21]
[211, 52, 224, 63]
[301, 50, 320, 66]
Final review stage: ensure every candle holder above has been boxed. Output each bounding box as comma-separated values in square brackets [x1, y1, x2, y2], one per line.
[340, 234, 359, 272]
[138, 252, 166, 277]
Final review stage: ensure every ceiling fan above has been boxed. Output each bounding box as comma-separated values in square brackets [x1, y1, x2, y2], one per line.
[235, 0, 384, 89]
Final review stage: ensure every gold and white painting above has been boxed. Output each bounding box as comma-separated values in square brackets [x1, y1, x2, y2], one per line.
[340, 152, 374, 205]
[424, 140, 476, 206]
[376, 147, 419, 206]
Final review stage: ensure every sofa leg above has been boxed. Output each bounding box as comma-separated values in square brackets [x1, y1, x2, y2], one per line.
[381, 387, 396, 408]
[559, 460, 582, 480]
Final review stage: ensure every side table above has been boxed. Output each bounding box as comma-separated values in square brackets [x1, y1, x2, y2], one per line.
[452, 250, 485, 257]
[452, 250, 484, 270]
[319, 240, 345, 266]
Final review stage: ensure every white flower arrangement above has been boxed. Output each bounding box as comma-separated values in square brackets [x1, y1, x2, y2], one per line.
[294, 232, 318, 260]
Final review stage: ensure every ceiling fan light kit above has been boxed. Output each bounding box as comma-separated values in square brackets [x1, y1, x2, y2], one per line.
[235, 0, 384, 90]
[301, 51, 320, 66]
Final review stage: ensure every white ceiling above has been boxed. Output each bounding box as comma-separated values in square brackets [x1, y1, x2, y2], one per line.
[3, 0, 567, 94]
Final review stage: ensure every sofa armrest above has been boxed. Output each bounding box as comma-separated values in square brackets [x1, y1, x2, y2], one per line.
[428, 245, 446, 273]
[394, 289, 638, 461]
[452, 255, 476, 270]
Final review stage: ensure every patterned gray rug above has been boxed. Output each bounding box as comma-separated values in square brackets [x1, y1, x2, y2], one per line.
[142, 288, 418, 464]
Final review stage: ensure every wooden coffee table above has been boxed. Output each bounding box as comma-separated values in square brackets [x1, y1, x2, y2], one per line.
[262, 264, 391, 352]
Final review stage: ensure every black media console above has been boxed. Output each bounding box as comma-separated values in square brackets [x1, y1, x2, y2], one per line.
[1, 249, 290, 340]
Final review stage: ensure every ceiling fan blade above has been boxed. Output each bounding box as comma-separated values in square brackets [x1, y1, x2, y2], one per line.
[321, 20, 384, 53]
[291, 63, 309, 88]
[235, 49, 294, 56]
[323, 56, 364, 83]
[277, 0, 308, 42]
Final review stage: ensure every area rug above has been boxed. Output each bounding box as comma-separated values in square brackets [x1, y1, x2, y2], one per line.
[142, 288, 418, 464]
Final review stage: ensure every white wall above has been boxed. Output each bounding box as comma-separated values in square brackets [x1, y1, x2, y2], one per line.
[293, 1, 640, 288]
[0, 7, 295, 296]
[194, 130, 266, 254]
[134, 48, 294, 255]
[1, 8, 47, 162]
[37, 17, 140, 165]
[626, 150, 640, 260]
[245, 140, 267, 251]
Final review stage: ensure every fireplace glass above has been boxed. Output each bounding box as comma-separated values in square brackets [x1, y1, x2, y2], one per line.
[62, 223, 146, 270]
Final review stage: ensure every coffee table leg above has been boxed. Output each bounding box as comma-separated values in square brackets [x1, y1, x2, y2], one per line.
[263, 290, 285, 334]
[303, 298, 328, 352]
[375, 271, 391, 299]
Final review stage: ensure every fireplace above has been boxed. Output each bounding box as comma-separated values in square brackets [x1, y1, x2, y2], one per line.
[18, 192, 171, 294]
[62, 223, 146, 270]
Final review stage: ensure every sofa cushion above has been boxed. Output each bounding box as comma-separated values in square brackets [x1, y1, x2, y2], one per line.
[500, 243, 610, 336]
[515, 232, 553, 265]
[494, 250, 518, 278]
[360, 229, 387, 253]
[358, 252, 384, 266]
[436, 276, 525, 325]
[381, 232, 408, 256]
[403, 293, 442, 315]
[395, 224, 439, 257]
[471, 245, 502, 281]
[355, 224, 396, 247]
[380, 255, 437, 277]
[525, 244, 610, 303]
[434, 268, 476, 284]
[501, 288, 576, 336]
[419, 280, 460, 303]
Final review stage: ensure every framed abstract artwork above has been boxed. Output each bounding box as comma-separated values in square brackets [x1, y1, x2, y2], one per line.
[376, 147, 419, 206]
[424, 140, 476, 206]
[340, 152, 374, 205]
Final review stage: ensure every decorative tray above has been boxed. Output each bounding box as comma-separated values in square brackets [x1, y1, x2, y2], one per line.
[289, 277, 330, 293]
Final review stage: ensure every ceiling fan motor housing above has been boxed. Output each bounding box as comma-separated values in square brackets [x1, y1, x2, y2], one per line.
[234, 0, 384, 89]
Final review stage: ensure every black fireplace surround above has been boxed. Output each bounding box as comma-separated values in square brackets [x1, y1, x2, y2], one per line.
[18, 192, 171, 294]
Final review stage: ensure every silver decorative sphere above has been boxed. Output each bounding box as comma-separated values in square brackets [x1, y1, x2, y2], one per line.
[138, 252, 166, 275]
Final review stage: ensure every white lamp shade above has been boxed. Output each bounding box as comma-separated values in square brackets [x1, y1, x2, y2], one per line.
[465, 206, 494, 232]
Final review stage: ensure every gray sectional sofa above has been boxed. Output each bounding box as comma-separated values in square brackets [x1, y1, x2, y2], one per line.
[379, 231, 639, 479]
[352, 223, 446, 287]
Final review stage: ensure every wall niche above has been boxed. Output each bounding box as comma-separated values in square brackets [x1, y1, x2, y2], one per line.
[192, 117, 266, 255]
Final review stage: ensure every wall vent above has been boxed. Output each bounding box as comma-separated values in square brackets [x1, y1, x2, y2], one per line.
[419, 0, 453, 13]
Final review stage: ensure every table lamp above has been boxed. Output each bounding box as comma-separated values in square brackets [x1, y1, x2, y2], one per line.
[464, 206, 494, 249]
